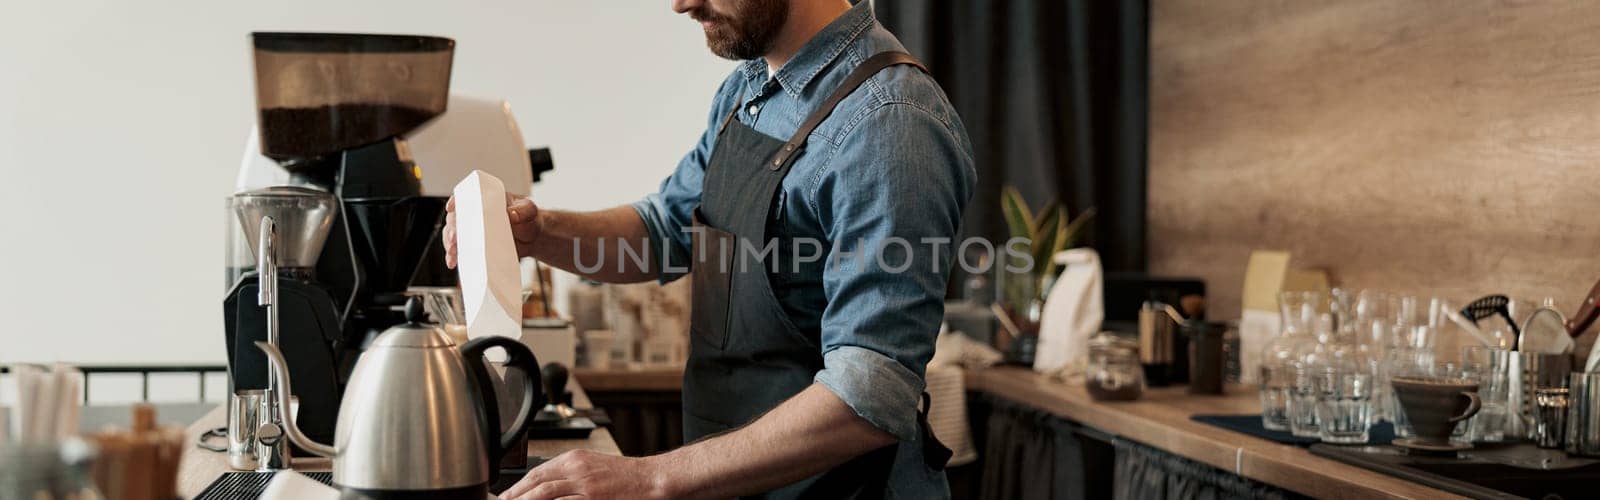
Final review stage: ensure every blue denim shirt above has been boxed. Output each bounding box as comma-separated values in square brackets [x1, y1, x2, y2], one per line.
[631, 2, 974, 497]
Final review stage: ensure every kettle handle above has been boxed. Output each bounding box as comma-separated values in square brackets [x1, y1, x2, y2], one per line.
[460, 336, 543, 472]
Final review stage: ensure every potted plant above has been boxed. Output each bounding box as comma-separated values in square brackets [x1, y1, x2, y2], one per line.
[998, 186, 1094, 346]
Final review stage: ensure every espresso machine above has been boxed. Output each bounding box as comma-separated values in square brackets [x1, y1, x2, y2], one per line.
[223, 32, 538, 454]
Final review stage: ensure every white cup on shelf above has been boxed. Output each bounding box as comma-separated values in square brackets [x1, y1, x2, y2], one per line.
[584, 330, 617, 370]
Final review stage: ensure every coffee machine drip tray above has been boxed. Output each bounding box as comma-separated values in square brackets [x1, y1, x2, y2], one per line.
[194, 463, 549, 499]
[194, 471, 333, 500]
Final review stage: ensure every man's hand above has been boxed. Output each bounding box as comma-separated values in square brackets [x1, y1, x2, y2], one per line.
[441, 195, 657, 283]
[442, 193, 542, 269]
[499, 449, 671, 500]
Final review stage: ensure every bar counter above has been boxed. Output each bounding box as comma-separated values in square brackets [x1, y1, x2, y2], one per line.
[575, 366, 1461, 498]
[966, 367, 1458, 499]
[175, 381, 619, 498]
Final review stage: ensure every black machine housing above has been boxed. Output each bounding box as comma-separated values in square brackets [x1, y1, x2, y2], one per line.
[224, 137, 451, 444]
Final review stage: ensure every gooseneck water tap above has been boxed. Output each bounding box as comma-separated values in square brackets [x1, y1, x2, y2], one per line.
[255, 215, 292, 470]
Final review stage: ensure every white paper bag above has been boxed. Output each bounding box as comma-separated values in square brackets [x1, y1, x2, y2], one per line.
[1033, 248, 1103, 373]
[453, 170, 524, 339]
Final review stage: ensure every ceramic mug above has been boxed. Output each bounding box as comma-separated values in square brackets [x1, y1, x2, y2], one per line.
[1392, 377, 1481, 444]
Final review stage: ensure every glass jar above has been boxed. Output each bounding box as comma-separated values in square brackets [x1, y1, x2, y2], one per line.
[1085, 333, 1145, 401]
[1260, 291, 1317, 431]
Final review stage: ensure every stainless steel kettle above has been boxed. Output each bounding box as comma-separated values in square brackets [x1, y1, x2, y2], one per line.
[256, 298, 541, 498]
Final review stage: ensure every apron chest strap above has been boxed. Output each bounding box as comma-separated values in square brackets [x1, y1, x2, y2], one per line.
[768, 51, 927, 170]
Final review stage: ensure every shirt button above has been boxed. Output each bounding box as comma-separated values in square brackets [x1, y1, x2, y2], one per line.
[747, 104, 760, 116]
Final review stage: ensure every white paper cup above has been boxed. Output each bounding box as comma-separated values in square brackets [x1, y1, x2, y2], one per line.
[584, 330, 617, 370]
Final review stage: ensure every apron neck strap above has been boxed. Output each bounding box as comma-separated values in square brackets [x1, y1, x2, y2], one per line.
[713, 52, 929, 169]
[718, 88, 744, 136]
[767, 51, 928, 171]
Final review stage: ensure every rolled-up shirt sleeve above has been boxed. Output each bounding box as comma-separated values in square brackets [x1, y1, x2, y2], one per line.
[630, 72, 743, 284]
[811, 102, 976, 441]
[630, 191, 692, 283]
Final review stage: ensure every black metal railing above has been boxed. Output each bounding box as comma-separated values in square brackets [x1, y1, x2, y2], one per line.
[0, 364, 227, 403]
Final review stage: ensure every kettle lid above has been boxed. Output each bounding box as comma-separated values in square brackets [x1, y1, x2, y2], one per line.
[369, 297, 455, 348]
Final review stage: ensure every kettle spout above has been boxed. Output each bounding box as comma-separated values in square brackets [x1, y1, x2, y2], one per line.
[254, 341, 338, 458]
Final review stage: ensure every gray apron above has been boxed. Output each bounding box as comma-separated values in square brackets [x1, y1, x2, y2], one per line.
[685, 51, 951, 499]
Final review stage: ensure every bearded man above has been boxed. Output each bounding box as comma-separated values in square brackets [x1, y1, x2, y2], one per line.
[459, 1, 976, 498]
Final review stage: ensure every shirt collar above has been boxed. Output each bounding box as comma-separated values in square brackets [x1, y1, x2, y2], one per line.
[739, 0, 877, 97]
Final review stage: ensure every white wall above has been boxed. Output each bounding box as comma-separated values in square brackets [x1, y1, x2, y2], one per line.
[0, 1, 732, 385]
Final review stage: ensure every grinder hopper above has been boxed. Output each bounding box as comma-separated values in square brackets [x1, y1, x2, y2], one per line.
[251, 32, 454, 165]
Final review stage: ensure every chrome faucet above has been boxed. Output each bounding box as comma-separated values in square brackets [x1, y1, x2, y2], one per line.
[255, 215, 291, 470]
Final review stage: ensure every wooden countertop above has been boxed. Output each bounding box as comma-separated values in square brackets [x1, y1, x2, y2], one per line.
[967, 367, 1460, 499]
[573, 365, 1459, 498]
[177, 381, 618, 498]
[572, 367, 684, 392]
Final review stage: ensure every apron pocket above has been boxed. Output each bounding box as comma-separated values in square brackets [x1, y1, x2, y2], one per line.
[690, 207, 734, 350]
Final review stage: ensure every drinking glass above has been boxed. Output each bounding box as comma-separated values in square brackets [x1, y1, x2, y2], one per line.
[1390, 300, 1439, 350]
[1354, 291, 1398, 345]
[1290, 362, 1324, 437]
[1433, 361, 1474, 443]
[1259, 363, 1294, 431]
[1385, 325, 1439, 437]
[1354, 290, 1397, 421]
[1317, 371, 1374, 444]
[1261, 291, 1317, 431]
[1290, 307, 1333, 438]
[1461, 345, 1514, 442]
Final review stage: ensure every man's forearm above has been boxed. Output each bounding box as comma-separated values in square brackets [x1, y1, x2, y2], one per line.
[524, 205, 657, 284]
[646, 384, 897, 499]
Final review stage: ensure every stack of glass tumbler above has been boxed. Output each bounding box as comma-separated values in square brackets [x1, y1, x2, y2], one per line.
[1259, 290, 1516, 444]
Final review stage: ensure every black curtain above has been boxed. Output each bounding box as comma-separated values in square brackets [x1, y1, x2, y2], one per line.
[1114, 439, 1300, 500]
[968, 393, 1115, 500]
[874, 0, 1149, 273]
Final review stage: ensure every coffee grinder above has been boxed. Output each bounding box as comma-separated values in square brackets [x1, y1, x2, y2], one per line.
[223, 32, 458, 450]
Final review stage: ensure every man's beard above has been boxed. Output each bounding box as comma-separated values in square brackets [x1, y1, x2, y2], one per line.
[691, 0, 789, 61]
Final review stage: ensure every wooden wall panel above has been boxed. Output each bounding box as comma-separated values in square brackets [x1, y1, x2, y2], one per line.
[1149, 0, 1600, 320]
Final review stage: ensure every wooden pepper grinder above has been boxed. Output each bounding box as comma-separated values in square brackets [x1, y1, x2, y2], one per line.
[89, 404, 185, 500]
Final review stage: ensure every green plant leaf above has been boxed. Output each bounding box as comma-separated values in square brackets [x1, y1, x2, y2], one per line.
[1029, 199, 1061, 236]
[1061, 206, 1096, 250]
[1031, 206, 1061, 276]
[1039, 206, 1096, 287]
[1000, 186, 1034, 241]
[1029, 200, 1061, 255]
[1038, 210, 1067, 280]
